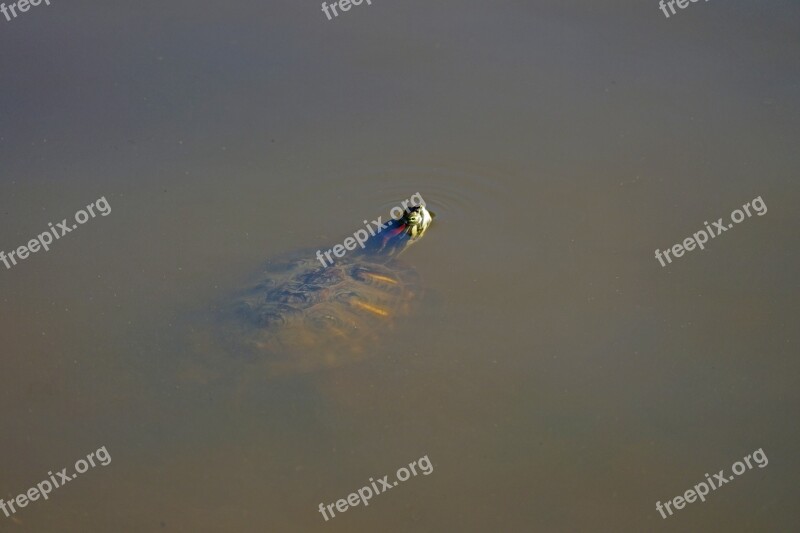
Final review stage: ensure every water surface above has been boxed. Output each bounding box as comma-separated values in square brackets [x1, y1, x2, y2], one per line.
[0, 0, 798, 531]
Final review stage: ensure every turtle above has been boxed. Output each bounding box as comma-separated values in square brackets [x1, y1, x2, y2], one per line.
[187, 201, 435, 383]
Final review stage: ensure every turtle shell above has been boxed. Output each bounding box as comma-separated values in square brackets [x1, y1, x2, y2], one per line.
[212, 253, 421, 377]
[189, 203, 433, 380]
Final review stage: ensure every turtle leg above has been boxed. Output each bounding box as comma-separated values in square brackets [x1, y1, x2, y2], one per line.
[360, 272, 399, 285]
[349, 299, 391, 317]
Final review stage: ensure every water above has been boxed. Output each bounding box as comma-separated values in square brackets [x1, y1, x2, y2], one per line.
[0, 0, 798, 531]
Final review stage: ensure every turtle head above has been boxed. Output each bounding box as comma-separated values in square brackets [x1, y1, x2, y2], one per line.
[363, 202, 434, 259]
[402, 204, 434, 241]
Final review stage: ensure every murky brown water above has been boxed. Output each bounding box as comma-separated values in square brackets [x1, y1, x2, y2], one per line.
[1, 1, 798, 531]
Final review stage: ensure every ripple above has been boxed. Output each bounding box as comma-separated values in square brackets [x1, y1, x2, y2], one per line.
[295, 163, 511, 225]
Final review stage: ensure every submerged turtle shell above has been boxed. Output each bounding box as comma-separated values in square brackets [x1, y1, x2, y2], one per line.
[221, 253, 420, 376]
[195, 203, 433, 379]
